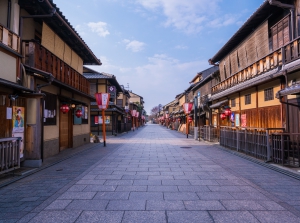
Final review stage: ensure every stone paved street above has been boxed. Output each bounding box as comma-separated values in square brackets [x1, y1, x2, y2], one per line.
[1, 124, 300, 222]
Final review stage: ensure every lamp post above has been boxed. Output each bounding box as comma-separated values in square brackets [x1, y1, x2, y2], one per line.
[183, 102, 193, 138]
[95, 93, 110, 147]
[131, 110, 137, 131]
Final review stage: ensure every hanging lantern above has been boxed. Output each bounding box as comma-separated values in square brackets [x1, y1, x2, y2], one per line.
[75, 109, 82, 118]
[95, 93, 110, 110]
[220, 113, 226, 120]
[224, 108, 231, 116]
[188, 116, 193, 122]
[183, 102, 193, 114]
[60, 104, 70, 114]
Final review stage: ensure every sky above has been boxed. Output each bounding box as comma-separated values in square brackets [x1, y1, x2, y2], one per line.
[53, 0, 264, 114]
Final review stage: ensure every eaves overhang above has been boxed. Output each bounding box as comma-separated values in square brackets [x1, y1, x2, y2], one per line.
[0, 78, 34, 93]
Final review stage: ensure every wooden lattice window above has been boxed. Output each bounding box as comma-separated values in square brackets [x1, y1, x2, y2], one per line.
[231, 98, 236, 107]
[264, 87, 274, 101]
[271, 15, 290, 50]
[245, 94, 251, 105]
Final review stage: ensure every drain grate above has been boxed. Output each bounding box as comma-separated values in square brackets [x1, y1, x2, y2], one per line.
[180, 147, 191, 149]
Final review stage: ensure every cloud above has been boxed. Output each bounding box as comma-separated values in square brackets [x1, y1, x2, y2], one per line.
[123, 39, 145, 52]
[134, 0, 240, 34]
[87, 21, 110, 37]
[175, 45, 188, 50]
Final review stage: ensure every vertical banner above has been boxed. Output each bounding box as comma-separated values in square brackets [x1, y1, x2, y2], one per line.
[12, 106, 25, 158]
[235, 114, 240, 127]
[241, 114, 246, 127]
[94, 116, 99, 124]
[12, 106, 25, 133]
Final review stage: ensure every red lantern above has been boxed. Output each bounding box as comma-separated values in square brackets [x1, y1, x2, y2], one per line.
[220, 113, 226, 120]
[183, 102, 193, 114]
[75, 109, 82, 118]
[188, 116, 193, 122]
[224, 108, 231, 116]
[60, 104, 69, 114]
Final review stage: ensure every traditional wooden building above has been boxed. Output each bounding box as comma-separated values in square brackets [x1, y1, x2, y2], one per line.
[83, 67, 125, 136]
[208, 0, 300, 165]
[129, 91, 145, 128]
[0, 0, 101, 171]
[116, 85, 132, 132]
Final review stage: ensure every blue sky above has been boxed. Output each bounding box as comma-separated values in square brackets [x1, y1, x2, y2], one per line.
[54, 0, 264, 114]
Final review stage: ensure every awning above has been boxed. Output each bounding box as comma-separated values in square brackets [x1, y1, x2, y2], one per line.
[58, 95, 88, 106]
[0, 78, 34, 93]
[276, 84, 300, 98]
[210, 99, 228, 109]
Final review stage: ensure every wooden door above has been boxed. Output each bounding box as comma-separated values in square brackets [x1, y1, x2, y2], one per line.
[288, 99, 300, 133]
[59, 110, 72, 150]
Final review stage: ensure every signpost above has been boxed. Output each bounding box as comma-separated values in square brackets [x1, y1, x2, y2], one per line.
[95, 93, 110, 146]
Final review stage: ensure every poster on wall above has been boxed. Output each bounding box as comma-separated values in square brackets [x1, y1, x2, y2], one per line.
[12, 132, 24, 158]
[12, 106, 25, 133]
[213, 115, 217, 126]
[235, 114, 240, 127]
[241, 114, 246, 127]
[96, 116, 110, 124]
[94, 116, 99, 124]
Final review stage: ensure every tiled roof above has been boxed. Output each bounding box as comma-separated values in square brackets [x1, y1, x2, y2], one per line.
[83, 73, 114, 79]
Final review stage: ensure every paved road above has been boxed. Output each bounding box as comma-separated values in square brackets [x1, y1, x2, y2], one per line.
[1, 124, 300, 223]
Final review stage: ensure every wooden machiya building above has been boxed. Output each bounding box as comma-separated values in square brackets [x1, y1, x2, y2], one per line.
[0, 0, 101, 172]
[208, 0, 300, 166]
[83, 68, 125, 136]
[190, 66, 220, 141]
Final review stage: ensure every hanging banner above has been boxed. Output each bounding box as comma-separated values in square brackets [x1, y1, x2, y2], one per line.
[235, 114, 240, 127]
[241, 114, 246, 127]
[94, 116, 99, 124]
[131, 110, 137, 117]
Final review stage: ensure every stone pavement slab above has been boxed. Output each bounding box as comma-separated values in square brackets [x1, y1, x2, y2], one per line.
[1, 124, 300, 222]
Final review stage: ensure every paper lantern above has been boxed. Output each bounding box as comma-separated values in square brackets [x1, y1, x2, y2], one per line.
[220, 113, 226, 120]
[224, 108, 231, 116]
[75, 109, 82, 118]
[60, 104, 69, 114]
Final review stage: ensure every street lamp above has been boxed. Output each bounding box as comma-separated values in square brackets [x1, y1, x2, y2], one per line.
[95, 93, 110, 147]
[183, 102, 193, 138]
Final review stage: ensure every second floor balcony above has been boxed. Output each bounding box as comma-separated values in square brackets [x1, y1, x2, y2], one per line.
[0, 23, 20, 54]
[22, 41, 90, 95]
[211, 36, 300, 96]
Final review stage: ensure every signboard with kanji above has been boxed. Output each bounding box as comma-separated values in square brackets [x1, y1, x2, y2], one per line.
[107, 86, 116, 98]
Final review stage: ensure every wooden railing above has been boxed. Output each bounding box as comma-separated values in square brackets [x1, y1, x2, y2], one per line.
[272, 133, 300, 167]
[23, 41, 90, 95]
[199, 125, 219, 142]
[219, 127, 284, 161]
[0, 137, 21, 175]
[212, 36, 300, 95]
[0, 24, 20, 53]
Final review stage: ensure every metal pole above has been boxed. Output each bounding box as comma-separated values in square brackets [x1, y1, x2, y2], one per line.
[102, 109, 106, 147]
[186, 115, 188, 138]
